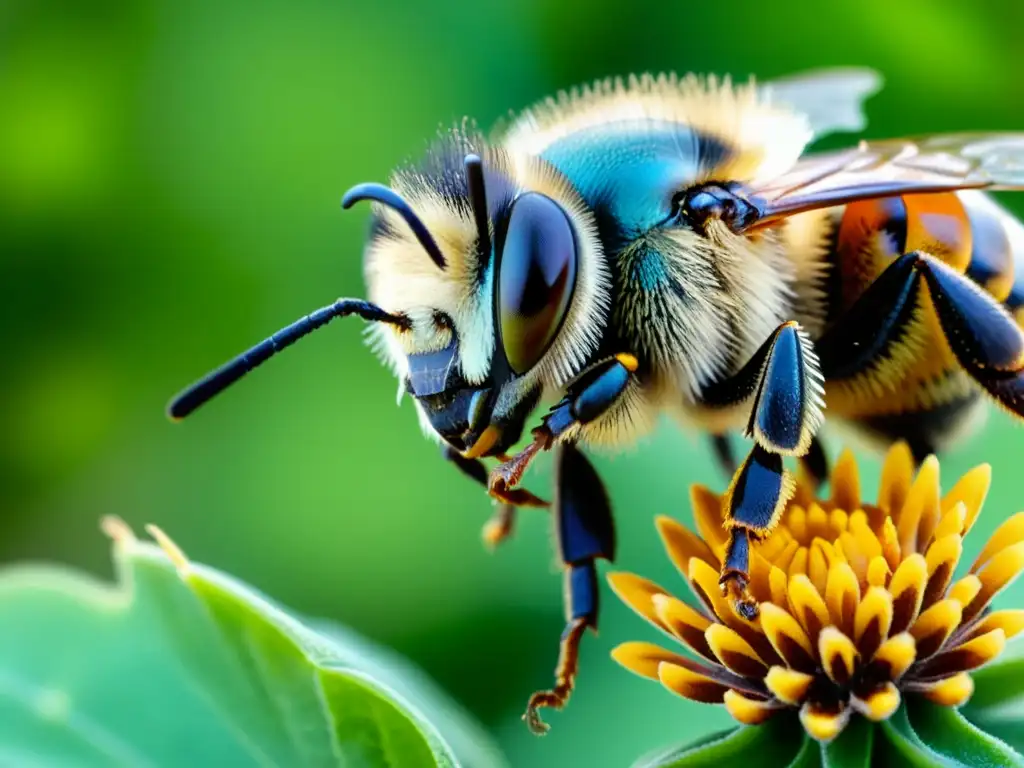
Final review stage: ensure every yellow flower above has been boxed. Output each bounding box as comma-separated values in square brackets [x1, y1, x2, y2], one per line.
[609, 444, 1024, 743]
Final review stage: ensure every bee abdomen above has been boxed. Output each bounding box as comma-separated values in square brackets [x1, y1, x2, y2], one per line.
[834, 190, 1022, 324]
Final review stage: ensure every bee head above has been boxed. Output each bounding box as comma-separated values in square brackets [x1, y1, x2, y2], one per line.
[166, 137, 609, 458]
[362, 140, 609, 458]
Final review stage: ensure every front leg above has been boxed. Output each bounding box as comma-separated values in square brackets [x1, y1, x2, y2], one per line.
[487, 353, 638, 502]
[523, 442, 615, 735]
[700, 321, 825, 619]
[441, 445, 546, 548]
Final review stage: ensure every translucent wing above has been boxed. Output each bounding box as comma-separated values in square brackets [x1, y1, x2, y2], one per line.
[745, 133, 1024, 229]
[760, 68, 882, 140]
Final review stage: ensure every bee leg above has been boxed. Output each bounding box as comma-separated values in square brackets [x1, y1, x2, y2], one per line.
[800, 435, 829, 490]
[814, 251, 1024, 420]
[524, 443, 615, 735]
[910, 253, 1024, 418]
[720, 445, 793, 620]
[488, 353, 638, 502]
[441, 445, 547, 549]
[709, 433, 737, 476]
[699, 322, 823, 618]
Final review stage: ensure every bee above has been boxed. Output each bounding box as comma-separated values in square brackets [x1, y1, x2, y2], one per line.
[169, 68, 1024, 733]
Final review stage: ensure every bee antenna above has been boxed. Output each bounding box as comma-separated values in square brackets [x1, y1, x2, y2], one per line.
[342, 183, 447, 270]
[464, 153, 491, 261]
[167, 298, 409, 420]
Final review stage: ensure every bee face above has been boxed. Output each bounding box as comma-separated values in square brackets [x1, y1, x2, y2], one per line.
[364, 139, 610, 456]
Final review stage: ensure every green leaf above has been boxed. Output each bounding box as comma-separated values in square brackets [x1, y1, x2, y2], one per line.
[822, 716, 873, 768]
[786, 735, 822, 768]
[880, 699, 1024, 768]
[907, 696, 1024, 768]
[966, 650, 1024, 712]
[632, 714, 806, 768]
[0, 522, 504, 768]
[878, 705, 954, 767]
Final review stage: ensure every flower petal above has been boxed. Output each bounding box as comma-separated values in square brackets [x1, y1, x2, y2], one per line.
[933, 501, 966, 542]
[724, 689, 782, 725]
[788, 574, 831, 643]
[867, 556, 891, 589]
[829, 508, 850, 536]
[657, 514, 718, 577]
[819, 626, 858, 685]
[705, 623, 768, 679]
[962, 609, 1024, 643]
[948, 574, 982, 608]
[788, 506, 808, 545]
[889, 553, 927, 634]
[896, 455, 940, 555]
[765, 665, 813, 705]
[910, 599, 963, 660]
[831, 448, 861, 512]
[760, 603, 816, 672]
[658, 661, 729, 704]
[688, 557, 740, 625]
[808, 538, 831, 595]
[772, 538, 801, 574]
[941, 463, 990, 534]
[789, 546, 809, 579]
[607, 572, 672, 632]
[807, 504, 831, 543]
[963, 542, 1024, 624]
[922, 534, 962, 610]
[871, 632, 917, 681]
[611, 641, 692, 680]
[879, 442, 914, 516]
[917, 628, 1006, 679]
[691, 485, 728, 552]
[971, 512, 1024, 574]
[800, 701, 851, 743]
[826, 560, 860, 635]
[689, 558, 781, 664]
[854, 586, 893, 658]
[912, 672, 974, 707]
[851, 681, 901, 721]
[769, 566, 788, 607]
[651, 593, 715, 661]
[881, 517, 902, 572]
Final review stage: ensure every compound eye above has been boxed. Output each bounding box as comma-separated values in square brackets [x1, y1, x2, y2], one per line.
[497, 193, 578, 374]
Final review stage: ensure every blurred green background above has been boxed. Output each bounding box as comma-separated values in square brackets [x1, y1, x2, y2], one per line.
[5, 0, 1024, 765]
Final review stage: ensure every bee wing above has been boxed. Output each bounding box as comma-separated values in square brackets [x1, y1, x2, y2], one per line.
[746, 133, 1024, 229]
[760, 68, 882, 139]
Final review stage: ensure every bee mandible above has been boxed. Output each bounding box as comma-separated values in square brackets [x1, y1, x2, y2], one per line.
[169, 69, 1024, 733]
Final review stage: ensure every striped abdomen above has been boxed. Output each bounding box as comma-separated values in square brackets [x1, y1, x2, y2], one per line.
[822, 190, 1024, 429]
[830, 190, 1024, 325]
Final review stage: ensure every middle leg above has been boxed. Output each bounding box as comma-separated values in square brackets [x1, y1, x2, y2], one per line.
[699, 321, 826, 619]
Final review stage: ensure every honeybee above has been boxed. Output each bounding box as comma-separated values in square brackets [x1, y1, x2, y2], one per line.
[169, 68, 1024, 733]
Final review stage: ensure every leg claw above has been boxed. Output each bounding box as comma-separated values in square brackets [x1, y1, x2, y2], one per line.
[721, 572, 759, 621]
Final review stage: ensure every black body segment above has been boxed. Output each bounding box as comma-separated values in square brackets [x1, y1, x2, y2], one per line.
[523, 443, 616, 735]
[917, 255, 1024, 375]
[723, 446, 789, 536]
[750, 323, 810, 454]
[710, 433, 737, 476]
[554, 442, 616, 565]
[801, 436, 829, 489]
[167, 298, 406, 420]
[815, 253, 920, 380]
